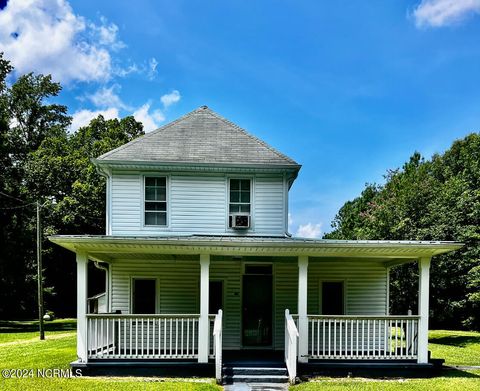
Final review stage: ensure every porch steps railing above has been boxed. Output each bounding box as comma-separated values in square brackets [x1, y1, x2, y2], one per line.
[306, 315, 419, 360]
[86, 314, 217, 360]
[213, 309, 223, 383]
[284, 309, 299, 384]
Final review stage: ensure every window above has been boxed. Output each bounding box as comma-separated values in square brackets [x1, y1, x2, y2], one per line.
[132, 278, 156, 314]
[209, 281, 223, 315]
[229, 179, 251, 227]
[321, 281, 344, 315]
[144, 177, 167, 226]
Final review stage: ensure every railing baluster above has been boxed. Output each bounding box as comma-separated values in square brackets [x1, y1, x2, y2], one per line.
[339, 319, 342, 358]
[355, 319, 360, 357]
[187, 318, 190, 356]
[350, 319, 353, 357]
[192, 317, 195, 357]
[316, 319, 320, 357]
[328, 319, 331, 357]
[175, 318, 178, 357]
[395, 319, 398, 356]
[322, 319, 326, 358]
[181, 318, 184, 357]
[147, 318, 150, 357]
[100, 318, 104, 357]
[372, 319, 376, 358]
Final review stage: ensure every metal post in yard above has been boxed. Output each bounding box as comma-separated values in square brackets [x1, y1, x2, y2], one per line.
[37, 201, 45, 340]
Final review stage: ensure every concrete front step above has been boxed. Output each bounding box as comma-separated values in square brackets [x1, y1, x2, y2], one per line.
[224, 374, 289, 384]
[224, 383, 289, 391]
[223, 363, 290, 385]
[224, 367, 288, 376]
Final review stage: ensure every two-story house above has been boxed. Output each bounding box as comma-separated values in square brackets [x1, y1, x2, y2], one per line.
[50, 106, 462, 384]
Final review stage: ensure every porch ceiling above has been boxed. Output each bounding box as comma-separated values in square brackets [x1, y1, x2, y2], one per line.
[49, 235, 462, 264]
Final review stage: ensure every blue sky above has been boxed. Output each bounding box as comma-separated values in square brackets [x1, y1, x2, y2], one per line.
[1, 0, 480, 237]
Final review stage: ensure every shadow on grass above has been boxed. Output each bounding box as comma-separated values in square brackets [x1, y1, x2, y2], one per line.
[442, 368, 480, 378]
[430, 335, 480, 348]
[0, 319, 76, 333]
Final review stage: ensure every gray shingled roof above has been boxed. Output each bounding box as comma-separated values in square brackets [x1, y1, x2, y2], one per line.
[97, 106, 299, 167]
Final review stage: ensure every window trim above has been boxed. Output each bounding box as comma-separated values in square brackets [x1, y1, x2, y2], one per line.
[227, 176, 254, 230]
[130, 276, 159, 314]
[319, 279, 346, 315]
[141, 174, 170, 229]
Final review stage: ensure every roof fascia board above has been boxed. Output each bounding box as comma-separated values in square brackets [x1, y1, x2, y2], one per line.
[92, 159, 301, 174]
[49, 236, 463, 259]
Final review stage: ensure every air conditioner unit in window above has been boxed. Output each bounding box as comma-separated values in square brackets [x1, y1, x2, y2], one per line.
[230, 214, 250, 229]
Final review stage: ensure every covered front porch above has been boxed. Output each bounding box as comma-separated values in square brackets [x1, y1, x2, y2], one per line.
[49, 235, 461, 383]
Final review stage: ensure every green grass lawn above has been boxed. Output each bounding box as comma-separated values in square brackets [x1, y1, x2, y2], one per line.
[0, 319, 76, 343]
[1, 320, 479, 390]
[429, 329, 480, 367]
[292, 329, 480, 391]
[0, 318, 220, 391]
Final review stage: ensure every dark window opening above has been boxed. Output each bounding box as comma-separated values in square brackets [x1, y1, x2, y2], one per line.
[132, 279, 156, 314]
[209, 281, 223, 315]
[322, 281, 344, 315]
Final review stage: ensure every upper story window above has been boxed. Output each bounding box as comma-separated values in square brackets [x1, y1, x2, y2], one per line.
[229, 179, 251, 228]
[144, 176, 167, 226]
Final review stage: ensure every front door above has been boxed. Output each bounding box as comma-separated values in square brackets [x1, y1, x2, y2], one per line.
[242, 270, 273, 347]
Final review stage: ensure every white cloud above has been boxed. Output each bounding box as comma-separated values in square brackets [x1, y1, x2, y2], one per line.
[288, 213, 293, 231]
[89, 16, 125, 50]
[148, 57, 158, 80]
[0, 0, 123, 83]
[88, 85, 128, 109]
[161, 90, 181, 108]
[133, 103, 165, 132]
[412, 0, 480, 28]
[296, 223, 322, 239]
[70, 107, 119, 132]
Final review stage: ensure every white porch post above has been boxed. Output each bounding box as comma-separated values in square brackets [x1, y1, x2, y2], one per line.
[417, 257, 431, 364]
[298, 255, 308, 363]
[76, 252, 88, 362]
[198, 254, 210, 363]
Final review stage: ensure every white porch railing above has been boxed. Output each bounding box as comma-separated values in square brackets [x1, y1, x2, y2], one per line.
[87, 314, 203, 359]
[307, 315, 420, 360]
[285, 309, 299, 384]
[213, 310, 223, 384]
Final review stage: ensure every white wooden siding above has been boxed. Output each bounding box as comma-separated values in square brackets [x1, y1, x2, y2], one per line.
[170, 176, 226, 234]
[111, 173, 141, 235]
[109, 171, 287, 236]
[110, 260, 199, 315]
[254, 177, 285, 235]
[308, 261, 387, 315]
[210, 260, 242, 349]
[109, 258, 388, 351]
[274, 261, 298, 349]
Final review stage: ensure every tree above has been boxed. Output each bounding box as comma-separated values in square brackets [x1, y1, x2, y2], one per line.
[25, 115, 144, 316]
[0, 53, 145, 318]
[325, 135, 480, 330]
[0, 53, 70, 318]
